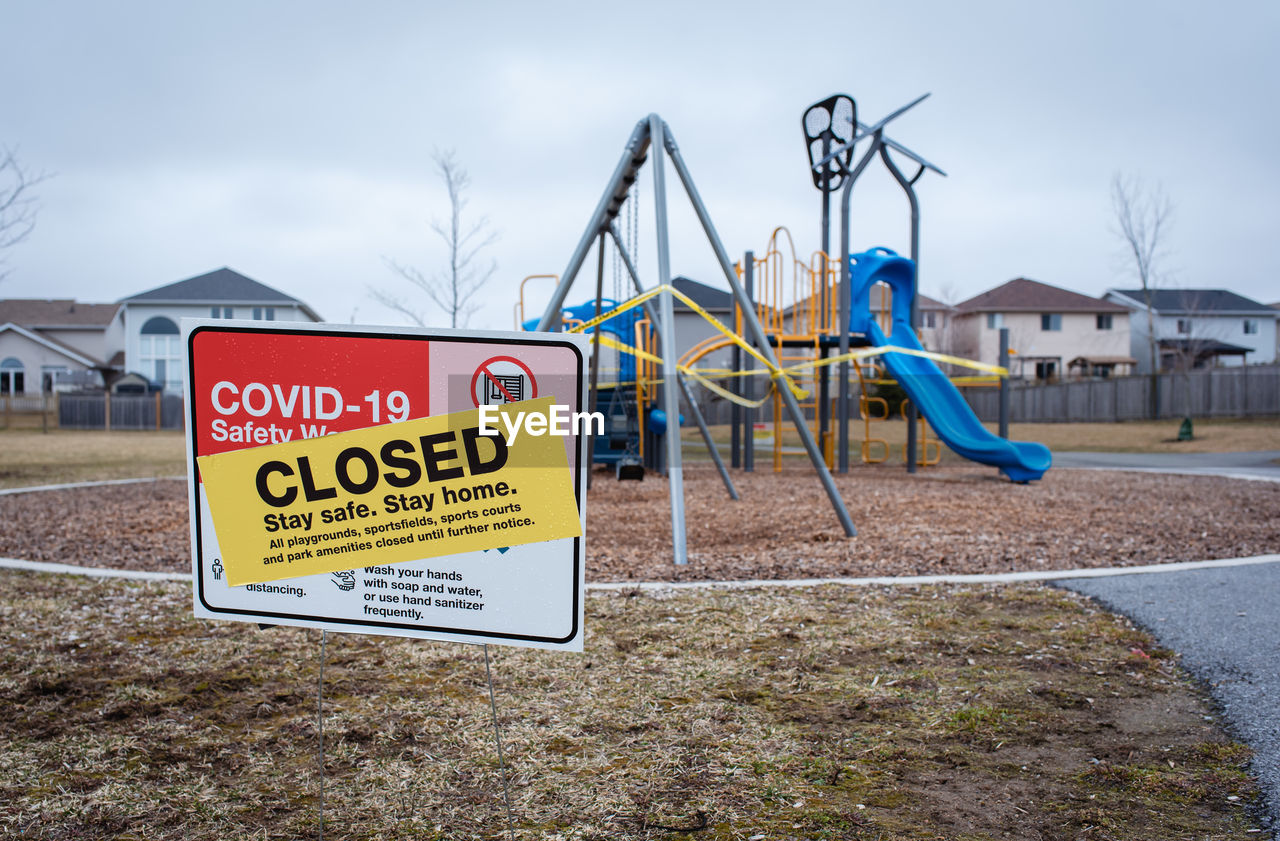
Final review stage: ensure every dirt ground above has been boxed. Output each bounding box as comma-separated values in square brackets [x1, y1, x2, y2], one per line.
[2, 466, 1277, 580]
[0, 572, 1264, 840]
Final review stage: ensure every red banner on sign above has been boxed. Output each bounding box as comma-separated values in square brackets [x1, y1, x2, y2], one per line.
[189, 330, 432, 458]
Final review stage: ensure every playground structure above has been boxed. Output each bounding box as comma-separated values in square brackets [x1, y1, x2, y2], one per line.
[518, 97, 1053, 563]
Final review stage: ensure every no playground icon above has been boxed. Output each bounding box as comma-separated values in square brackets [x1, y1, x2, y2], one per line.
[471, 356, 538, 407]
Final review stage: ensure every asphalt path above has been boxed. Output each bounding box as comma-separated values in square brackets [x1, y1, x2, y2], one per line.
[1059, 561, 1280, 833]
[1054, 449, 1280, 482]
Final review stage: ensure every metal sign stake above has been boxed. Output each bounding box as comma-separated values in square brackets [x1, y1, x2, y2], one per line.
[317, 629, 327, 841]
[484, 644, 518, 840]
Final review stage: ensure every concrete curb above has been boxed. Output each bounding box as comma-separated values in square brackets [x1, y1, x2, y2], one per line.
[0, 476, 186, 497]
[0, 557, 192, 582]
[3, 553, 1278, 589]
[1058, 466, 1280, 484]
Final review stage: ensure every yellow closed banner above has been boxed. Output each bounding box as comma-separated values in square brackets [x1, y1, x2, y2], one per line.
[197, 397, 582, 587]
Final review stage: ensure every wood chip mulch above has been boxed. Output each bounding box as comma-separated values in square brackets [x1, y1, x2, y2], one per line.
[1, 466, 1276, 581]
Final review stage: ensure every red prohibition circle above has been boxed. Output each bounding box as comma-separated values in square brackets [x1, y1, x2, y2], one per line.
[470, 355, 538, 407]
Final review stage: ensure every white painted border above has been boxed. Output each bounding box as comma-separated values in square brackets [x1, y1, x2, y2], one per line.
[4, 553, 1278, 589]
[0, 477, 186, 497]
[0, 557, 191, 581]
[1059, 466, 1280, 484]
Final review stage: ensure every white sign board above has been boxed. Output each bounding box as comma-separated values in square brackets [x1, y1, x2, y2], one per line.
[184, 320, 588, 651]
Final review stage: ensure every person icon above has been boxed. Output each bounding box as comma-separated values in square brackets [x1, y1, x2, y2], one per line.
[211, 559, 224, 581]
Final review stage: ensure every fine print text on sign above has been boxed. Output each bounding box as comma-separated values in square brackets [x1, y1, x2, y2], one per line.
[185, 321, 589, 651]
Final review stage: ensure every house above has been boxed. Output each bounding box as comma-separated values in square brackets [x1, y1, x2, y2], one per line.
[668, 276, 737, 370]
[0, 300, 121, 395]
[0, 268, 322, 396]
[1273, 302, 1280, 359]
[880, 288, 954, 352]
[1104, 289, 1278, 373]
[117, 268, 321, 392]
[778, 283, 954, 351]
[953, 278, 1133, 381]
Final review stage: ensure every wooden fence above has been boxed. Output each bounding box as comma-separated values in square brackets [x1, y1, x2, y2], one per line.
[686, 364, 1280, 428]
[57, 393, 186, 430]
[0, 395, 58, 430]
[960, 364, 1280, 423]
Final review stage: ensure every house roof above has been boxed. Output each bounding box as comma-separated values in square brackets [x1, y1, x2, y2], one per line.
[121, 268, 320, 319]
[957, 278, 1127, 314]
[1108, 288, 1274, 314]
[0, 299, 120, 328]
[871, 287, 949, 311]
[1158, 338, 1252, 356]
[0, 323, 105, 368]
[787, 286, 950, 316]
[671, 277, 732, 312]
[1068, 355, 1138, 367]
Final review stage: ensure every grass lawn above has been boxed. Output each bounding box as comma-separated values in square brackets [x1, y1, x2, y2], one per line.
[0, 425, 1272, 837]
[0, 571, 1264, 839]
[0, 430, 186, 489]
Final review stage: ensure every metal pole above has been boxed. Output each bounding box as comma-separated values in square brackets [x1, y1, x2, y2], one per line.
[879, 146, 922, 473]
[536, 119, 651, 332]
[743, 252, 755, 473]
[730, 333, 741, 469]
[608, 224, 737, 500]
[678, 373, 738, 500]
[818, 136, 832, 462]
[483, 645, 517, 841]
[587, 232, 606, 489]
[317, 630, 326, 841]
[837, 181, 851, 475]
[647, 115, 689, 564]
[999, 327, 1010, 439]
[837, 138, 883, 473]
[662, 122, 856, 537]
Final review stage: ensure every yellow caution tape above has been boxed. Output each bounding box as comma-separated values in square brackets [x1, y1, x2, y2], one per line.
[567, 285, 810, 399]
[595, 333, 664, 365]
[678, 366, 777, 409]
[563, 286, 1008, 409]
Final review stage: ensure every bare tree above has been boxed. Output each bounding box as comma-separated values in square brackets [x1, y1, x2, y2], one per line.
[1111, 172, 1173, 417]
[1157, 292, 1233, 431]
[0, 147, 48, 280]
[372, 149, 497, 328]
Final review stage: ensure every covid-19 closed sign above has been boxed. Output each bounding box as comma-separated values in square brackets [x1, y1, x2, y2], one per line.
[184, 321, 589, 651]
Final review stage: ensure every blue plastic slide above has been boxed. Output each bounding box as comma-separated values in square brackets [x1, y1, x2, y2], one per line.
[848, 248, 1051, 482]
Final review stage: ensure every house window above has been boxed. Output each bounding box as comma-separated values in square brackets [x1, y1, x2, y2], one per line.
[922, 311, 937, 329]
[210, 307, 233, 319]
[1177, 318, 1191, 334]
[1244, 319, 1258, 335]
[1040, 313, 1062, 331]
[139, 316, 182, 392]
[986, 313, 1003, 329]
[41, 366, 71, 393]
[1035, 360, 1058, 381]
[252, 307, 275, 321]
[1096, 313, 1113, 330]
[0, 357, 24, 396]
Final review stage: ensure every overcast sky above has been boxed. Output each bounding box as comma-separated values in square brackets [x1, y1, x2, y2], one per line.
[3, 1, 1277, 329]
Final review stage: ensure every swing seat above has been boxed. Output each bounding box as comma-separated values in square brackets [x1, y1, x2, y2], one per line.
[616, 456, 645, 481]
